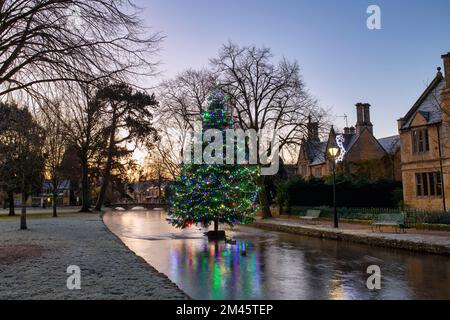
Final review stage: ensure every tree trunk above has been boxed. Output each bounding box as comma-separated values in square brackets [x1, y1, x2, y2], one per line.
[157, 174, 162, 204]
[206, 217, 225, 240]
[52, 190, 58, 217]
[256, 175, 272, 218]
[214, 218, 219, 233]
[94, 117, 116, 212]
[80, 150, 91, 212]
[20, 193, 27, 230]
[94, 154, 113, 211]
[8, 191, 15, 216]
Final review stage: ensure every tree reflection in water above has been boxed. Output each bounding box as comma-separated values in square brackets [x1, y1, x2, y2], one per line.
[104, 211, 450, 300]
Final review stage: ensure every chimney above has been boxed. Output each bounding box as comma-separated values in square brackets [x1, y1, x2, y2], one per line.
[355, 103, 364, 126]
[442, 52, 450, 88]
[355, 103, 373, 135]
[441, 52, 450, 127]
[362, 103, 371, 124]
[307, 115, 319, 141]
[397, 117, 405, 131]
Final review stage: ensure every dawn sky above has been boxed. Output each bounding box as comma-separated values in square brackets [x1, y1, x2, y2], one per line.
[138, 0, 450, 138]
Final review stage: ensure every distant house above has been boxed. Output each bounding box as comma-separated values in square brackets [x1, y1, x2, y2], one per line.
[2, 180, 72, 208]
[397, 53, 450, 211]
[129, 180, 165, 203]
[297, 104, 401, 181]
[41, 180, 71, 207]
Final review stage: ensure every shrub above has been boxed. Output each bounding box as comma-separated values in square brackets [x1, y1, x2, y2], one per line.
[283, 174, 402, 208]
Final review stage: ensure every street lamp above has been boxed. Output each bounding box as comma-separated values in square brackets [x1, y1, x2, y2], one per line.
[328, 146, 340, 228]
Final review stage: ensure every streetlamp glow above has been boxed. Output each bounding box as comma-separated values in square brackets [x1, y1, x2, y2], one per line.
[328, 146, 340, 158]
[328, 145, 340, 228]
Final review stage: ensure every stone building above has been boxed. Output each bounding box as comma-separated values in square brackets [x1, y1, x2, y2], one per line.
[1, 180, 72, 209]
[297, 104, 401, 181]
[398, 53, 450, 211]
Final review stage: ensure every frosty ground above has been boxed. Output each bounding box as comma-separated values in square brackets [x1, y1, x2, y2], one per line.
[0, 213, 187, 299]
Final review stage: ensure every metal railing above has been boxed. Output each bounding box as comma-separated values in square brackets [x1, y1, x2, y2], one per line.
[285, 206, 450, 226]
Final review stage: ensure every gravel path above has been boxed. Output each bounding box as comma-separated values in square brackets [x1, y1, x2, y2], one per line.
[0, 214, 188, 299]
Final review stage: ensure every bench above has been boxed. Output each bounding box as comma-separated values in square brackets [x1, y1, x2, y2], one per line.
[299, 209, 321, 223]
[371, 213, 406, 233]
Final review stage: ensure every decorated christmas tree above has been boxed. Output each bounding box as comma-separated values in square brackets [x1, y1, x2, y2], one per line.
[169, 92, 258, 238]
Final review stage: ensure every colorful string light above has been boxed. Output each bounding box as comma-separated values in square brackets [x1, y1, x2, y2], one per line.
[169, 92, 259, 229]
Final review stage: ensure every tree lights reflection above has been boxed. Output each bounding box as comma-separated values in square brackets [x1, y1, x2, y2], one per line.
[104, 211, 450, 300]
[167, 239, 262, 300]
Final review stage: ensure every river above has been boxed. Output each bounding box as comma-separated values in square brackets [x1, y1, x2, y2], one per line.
[103, 210, 450, 300]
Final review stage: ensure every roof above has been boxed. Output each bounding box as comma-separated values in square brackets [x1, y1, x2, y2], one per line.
[340, 133, 358, 153]
[42, 180, 70, 190]
[304, 141, 327, 166]
[130, 181, 167, 189]
[401, 73, 444, 129]
[336, 130, 400, 157]
[299, 129, 400, 167]
[377, 135, 400, 154]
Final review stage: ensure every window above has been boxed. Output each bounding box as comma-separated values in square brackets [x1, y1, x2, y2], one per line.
[416, 174, 422, 196]
[412, 128, 429, 154]
[429, 173, 435, 196]
[422, 173, 429, 195]
[436, 173, 443, 196]
[314, 167, 322, 177]
[415, 172, 442, 197]
[299, 165, 307, 176]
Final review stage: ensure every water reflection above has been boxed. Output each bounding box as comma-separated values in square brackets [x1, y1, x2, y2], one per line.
[104, 211, 450, 300]
[164, 238, 262, 299]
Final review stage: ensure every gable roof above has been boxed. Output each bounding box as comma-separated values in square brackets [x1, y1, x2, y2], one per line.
[42, 180, 70, 190]
[377, 135, 400, 154]
[340, 133, 358, 153]
[401, 72, 444, 129]
[338, 128, 399, 157]
[298, 128, 400, 167]
[302, 140, 327, 166]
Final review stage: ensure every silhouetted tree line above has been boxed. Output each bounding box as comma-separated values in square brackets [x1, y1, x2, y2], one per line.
[0, 0, 162, 230]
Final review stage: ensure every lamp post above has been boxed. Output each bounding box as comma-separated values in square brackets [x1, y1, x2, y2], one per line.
[328, 146, 340, 228]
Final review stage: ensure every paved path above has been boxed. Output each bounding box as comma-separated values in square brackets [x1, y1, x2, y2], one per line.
[252, 218, 450, 255]
[0, 214, 188, 299]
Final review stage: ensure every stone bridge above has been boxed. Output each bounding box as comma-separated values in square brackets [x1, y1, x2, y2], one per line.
[109, 203, 169, 210]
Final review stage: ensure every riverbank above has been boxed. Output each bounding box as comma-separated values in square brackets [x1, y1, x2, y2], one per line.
[0, 206, 82, 220]
[251, 218, 450, 256]
[0, 213, 188, 299]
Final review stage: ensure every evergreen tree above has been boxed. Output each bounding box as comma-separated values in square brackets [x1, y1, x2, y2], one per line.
[0, 102, 44, 229]
[170, 92, 258, 233]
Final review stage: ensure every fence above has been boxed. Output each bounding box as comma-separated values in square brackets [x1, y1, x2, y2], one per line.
[285, 206, 450, 226]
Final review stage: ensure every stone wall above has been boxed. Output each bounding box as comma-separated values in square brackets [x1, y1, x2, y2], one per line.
[399, 53, 450, 211]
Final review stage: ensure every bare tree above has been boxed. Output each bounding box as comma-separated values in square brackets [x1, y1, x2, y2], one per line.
[39, 101, 67, 217]
[138, 152, 172, 203]
[41, 84, 107, 212]
[153, 69, 217, 179]
[0, 0, 162, 100]
[211, 43, 326, 217]
[158, 69, 217, 130]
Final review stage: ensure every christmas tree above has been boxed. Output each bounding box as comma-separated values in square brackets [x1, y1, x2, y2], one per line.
[169, 92, 258, 237]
